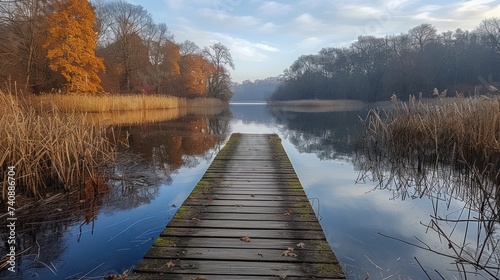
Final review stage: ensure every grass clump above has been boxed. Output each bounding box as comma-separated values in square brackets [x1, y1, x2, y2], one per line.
[0, 91, 114, 201]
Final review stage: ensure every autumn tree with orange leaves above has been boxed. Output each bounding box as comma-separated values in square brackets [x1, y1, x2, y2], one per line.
[179, 54, 215, 98]
[44, 0, 104, 93]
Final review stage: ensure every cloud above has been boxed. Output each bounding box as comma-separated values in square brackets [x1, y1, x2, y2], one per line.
[215, 34, 280, 61]
[163, 0, 184, 11]
[257, 1, 292, 16]
[336, 4, 385, 19]
[454, 0, 496, 13]
[258, 22, 280, 33]
[254, 43, 279, 52]
[297, 37, 323, 51]
[198, 8, 261, 28]
[292, 13, 329, 33]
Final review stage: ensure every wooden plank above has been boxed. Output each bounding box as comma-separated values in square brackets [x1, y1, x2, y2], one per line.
[151, 237, 334, 250]
[160, 227, 328, 240]
[128, 274, 342, 280]
[172, 212, 318, 222]
[186, 194, 310, 202]
[167, 220, 323, 231]
[183, 199, 311, 207]
[175, 205, 316, 215]
[144, 247, 338, 263]
[203, 189, 306, 195]
[132, 259, 344, 278]
[129, 134, 345, 279]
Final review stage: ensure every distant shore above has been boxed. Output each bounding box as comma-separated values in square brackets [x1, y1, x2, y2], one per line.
[266, 99, 366, 112]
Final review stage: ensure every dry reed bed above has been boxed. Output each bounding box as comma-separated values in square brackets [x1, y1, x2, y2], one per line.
[30, 94, 226, 112]
[0, 92, 114, 200]
[362, 95, 500, 182]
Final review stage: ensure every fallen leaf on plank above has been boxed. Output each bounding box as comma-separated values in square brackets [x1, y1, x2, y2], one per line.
[240, 236, 251, 242]
[281, 247, 297, 258]
[165, 260, 175, 268]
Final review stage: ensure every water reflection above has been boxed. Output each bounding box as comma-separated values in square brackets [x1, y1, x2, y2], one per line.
[106, 114, 230, 211]
[269, 107, 365, 160]
[355, 131, 500, 279]
[0, 108, 230, 279]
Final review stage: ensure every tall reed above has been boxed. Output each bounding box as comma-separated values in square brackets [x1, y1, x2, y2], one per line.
[0, 92, 114, 201]
[361, 95, 500, 183]
[358, 95, 500, 278]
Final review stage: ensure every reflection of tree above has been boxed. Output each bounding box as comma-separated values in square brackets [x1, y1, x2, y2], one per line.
[269, 109, 365, 160]
[355, 139, 500, 279]
[105, 112, 230, 211]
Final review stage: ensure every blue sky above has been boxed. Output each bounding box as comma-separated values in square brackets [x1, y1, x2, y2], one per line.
[130, 0, 500, 82]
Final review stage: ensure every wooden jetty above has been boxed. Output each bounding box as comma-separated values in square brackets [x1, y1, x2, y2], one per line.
[128, 133, 345, 279]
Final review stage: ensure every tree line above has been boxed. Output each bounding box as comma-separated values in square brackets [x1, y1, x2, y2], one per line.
[231, 77, 280, 102]
[271, 19, 500, 102]
[0, 0, 234, 100]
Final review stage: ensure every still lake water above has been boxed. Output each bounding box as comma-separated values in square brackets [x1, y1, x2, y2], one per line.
[1, 103, 495, 279]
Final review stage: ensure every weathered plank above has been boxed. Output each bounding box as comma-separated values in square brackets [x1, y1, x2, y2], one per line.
[160, 228, 328, 240]
[172, 212, 318, 222]
[133, 259, 344, 278]
[186, 194, 310, 201]
[151, 237, 334, 250]
[128, 275, 338, 280]
[144, 247, 338, 263]
[128, 134, 345, 279]
[182, 199, 310, 207]
[167, 220, 324, 231]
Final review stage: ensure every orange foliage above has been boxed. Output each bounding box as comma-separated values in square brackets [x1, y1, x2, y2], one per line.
[44, 0, 105, 93]
[163, 41, 181, 78]
[182, 119, 219, 154]
[179, 54, 215, 97]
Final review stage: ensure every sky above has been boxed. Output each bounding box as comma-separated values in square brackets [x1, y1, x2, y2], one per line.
[130, 0, 500, 83]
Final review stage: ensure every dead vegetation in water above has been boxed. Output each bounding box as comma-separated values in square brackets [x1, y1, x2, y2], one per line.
[361, 94, 500, 181]
[0, 91, 115, 201]
[357, 94, 500, 278]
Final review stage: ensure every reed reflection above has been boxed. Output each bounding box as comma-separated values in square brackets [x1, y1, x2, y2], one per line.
[356, 104, 500, 279]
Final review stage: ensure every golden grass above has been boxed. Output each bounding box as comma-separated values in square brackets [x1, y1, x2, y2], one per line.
[30, 94, 226, 112]
[361, 95, 500, 182]
[0, 91, 115, 200]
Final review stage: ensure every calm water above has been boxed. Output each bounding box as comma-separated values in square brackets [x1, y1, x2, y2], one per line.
[1, 104, 496, 279]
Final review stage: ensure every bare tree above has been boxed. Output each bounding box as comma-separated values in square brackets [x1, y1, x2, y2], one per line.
[179, 40, 200, 56]
[0, 0, 50, 90]
[95, 0, 153, 92]
[145, 23, 176, 93]
[409, 23, 437, 51]
[203, 42, 234, 101]
[476, 17, 500, 53]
